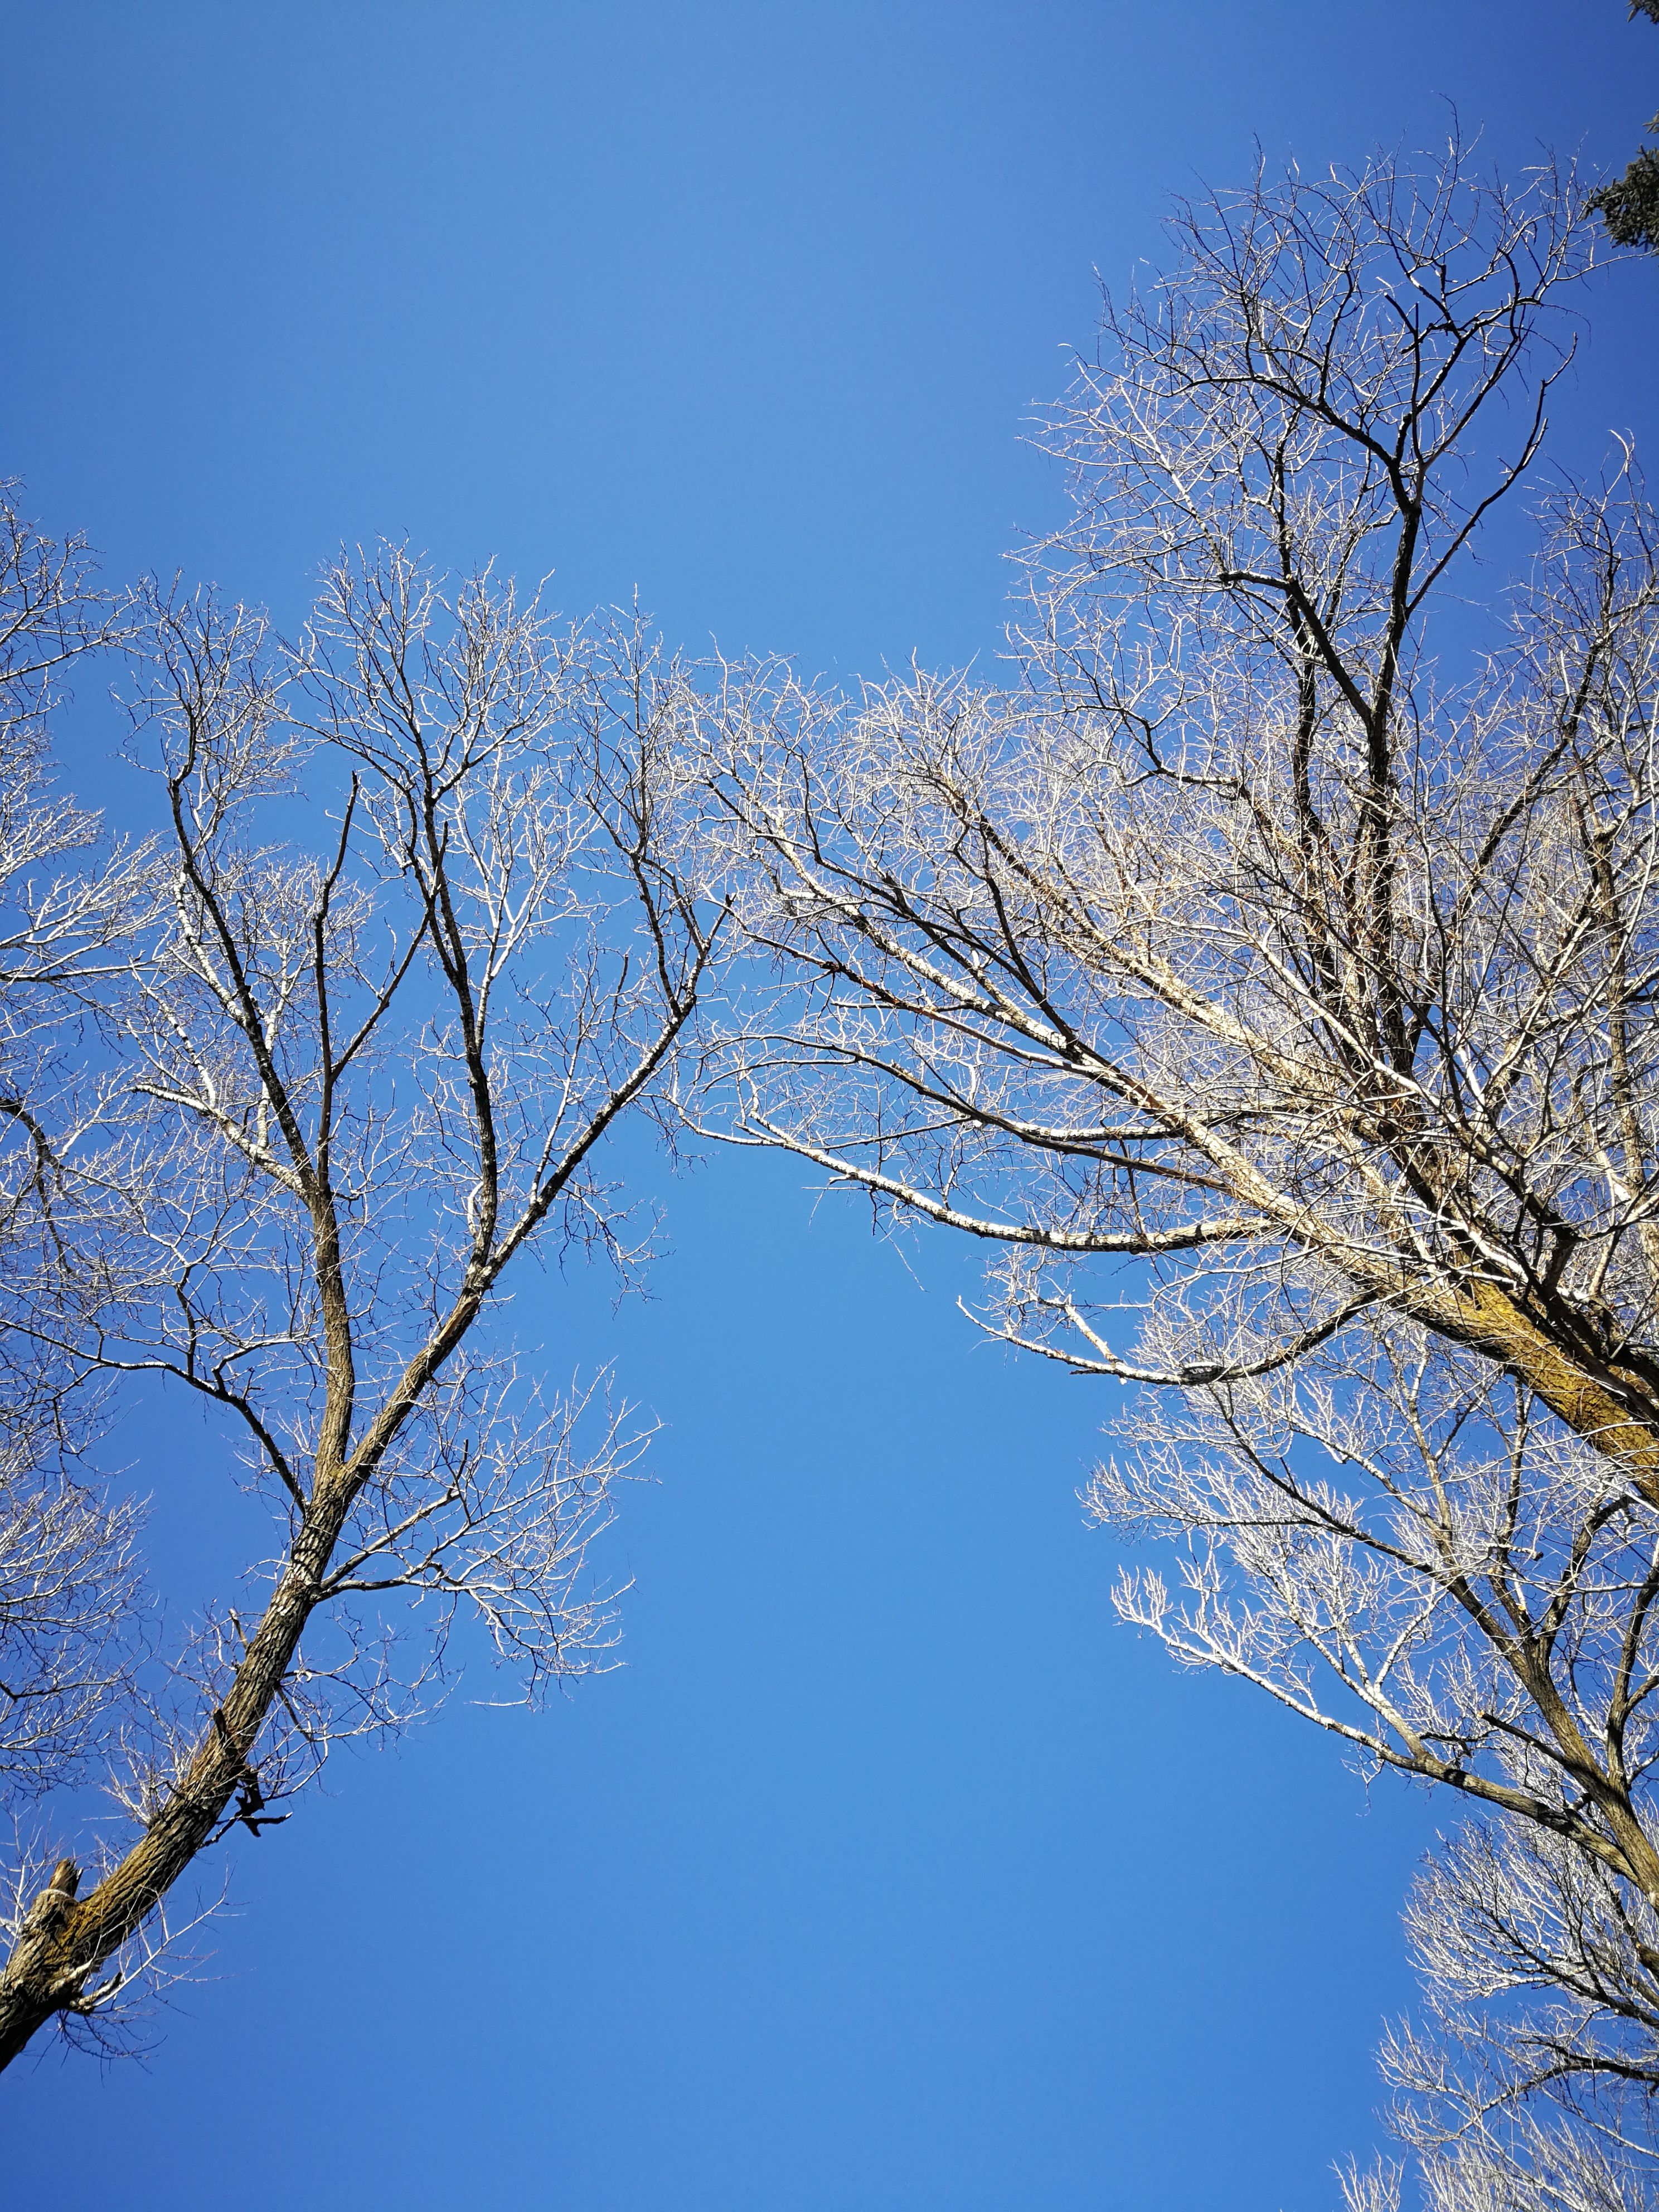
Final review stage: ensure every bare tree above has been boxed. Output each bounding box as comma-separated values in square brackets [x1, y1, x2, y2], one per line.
[0, 487, 150, 1810]
[695, 146, 1659, 2187]
[0, 545, 718, 2065]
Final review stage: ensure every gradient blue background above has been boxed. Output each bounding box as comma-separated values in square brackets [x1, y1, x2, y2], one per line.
[3, 6, 1657, 2208]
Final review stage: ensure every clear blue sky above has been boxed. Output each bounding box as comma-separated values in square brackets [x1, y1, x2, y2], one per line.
[3, 6, 1658, 2208]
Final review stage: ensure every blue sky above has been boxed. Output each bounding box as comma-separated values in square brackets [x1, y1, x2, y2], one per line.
[4, 6, 1659, 2208]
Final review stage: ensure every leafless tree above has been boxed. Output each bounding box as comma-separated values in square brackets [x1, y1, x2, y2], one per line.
[695, 145, 1659, 2189]
[0, 545, 719, 2065]
[0, 487, 150, 1812]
